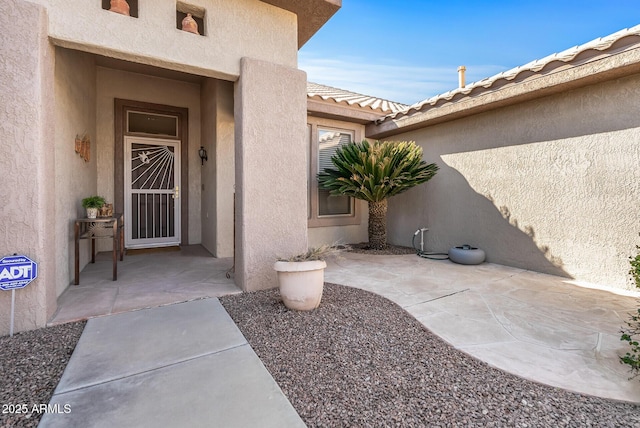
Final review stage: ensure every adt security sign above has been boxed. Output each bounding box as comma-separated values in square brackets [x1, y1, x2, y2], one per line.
[0, 255, 38, 291]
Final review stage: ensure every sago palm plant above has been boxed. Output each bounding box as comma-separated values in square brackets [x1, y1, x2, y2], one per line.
[318, 140, 438, 250]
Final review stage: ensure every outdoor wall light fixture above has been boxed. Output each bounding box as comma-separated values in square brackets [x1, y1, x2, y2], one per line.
[199, 146, 208, 165]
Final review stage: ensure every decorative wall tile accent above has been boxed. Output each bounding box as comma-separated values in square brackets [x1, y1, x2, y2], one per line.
[75, 134, 91, 162]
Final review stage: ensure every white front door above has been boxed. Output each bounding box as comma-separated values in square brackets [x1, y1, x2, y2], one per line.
[124, 136, 181, 248]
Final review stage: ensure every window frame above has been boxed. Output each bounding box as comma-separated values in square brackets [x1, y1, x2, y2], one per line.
[308, 118, 362, 228]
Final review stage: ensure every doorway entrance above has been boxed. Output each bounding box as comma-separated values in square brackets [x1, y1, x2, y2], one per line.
[114, 99, 190, 249]
[124, 136, 181, 248]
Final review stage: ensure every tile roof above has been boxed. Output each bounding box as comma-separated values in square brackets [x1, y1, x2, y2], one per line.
[379, 24, 640, 123]
[307, 82, 409, 114]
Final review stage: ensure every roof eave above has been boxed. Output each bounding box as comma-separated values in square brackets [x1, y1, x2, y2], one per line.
[308, 99, 387, 124]
[367, 46, 640, 140]
[260, 0, 341, 48]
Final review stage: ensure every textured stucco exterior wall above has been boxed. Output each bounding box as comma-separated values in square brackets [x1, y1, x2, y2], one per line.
[201, 78, 235, 257]
[235, 58, 308, 291]
[54, 48, 97, 294]
[0, 1, 57, 334]
[308, 204, 369, 247]
[385, 74, 640, 291]
[213, 81, 235, 257]
[30, 0, 297, 80]
[201, 80, 217, 253]
[96, 67, 202, 245]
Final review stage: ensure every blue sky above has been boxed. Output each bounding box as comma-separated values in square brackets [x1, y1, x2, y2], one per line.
[299, 1, 640, 105]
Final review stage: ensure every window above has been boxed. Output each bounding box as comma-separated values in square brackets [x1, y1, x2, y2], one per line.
[127, 111, 178, 137]
[308, 120, 362, 227]
[318, 129, 352, 216]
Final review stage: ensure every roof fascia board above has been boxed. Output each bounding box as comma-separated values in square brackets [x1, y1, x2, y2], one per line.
[308, 99, 385, 124]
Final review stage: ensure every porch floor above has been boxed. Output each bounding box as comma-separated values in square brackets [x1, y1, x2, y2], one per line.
[49, 245, 240, 325]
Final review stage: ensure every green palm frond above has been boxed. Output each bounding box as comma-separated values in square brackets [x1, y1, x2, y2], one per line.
[318, 140, 438, 202]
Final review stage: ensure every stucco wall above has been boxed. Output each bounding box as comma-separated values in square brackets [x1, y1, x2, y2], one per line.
[30, 0, 297, 80]
[235, 58, 308, 291]
[54, 47, 97, 295]
[385, 74, 640, 291]
[0, 1, 57, 334]
[308, 203, 369, 247]
[201, 80, 217, 253]
[201, 78, 235, 257]
[96, 67, 202, 245]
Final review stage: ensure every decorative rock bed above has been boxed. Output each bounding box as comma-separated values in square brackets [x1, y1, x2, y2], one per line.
[220, 283, 640, 427]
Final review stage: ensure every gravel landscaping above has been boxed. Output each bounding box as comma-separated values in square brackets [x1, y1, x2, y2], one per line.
[348, 243, 417, 256]
[0, 321, 85, 428]
[220, 283, 640, 427]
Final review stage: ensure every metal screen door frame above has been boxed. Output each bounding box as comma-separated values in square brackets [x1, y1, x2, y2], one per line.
[124, 136, 181, 249]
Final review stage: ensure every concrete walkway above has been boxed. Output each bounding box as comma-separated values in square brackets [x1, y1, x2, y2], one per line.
[325, 252, 640, 403]
[39, 298, 305, 428]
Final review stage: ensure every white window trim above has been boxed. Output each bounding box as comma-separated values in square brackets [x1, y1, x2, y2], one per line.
[308, 118, 362, 228]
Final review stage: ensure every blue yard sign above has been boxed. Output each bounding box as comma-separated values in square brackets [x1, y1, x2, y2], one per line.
[0, 255, 38, 291]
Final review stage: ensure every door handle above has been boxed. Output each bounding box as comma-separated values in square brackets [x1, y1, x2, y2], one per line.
[173, 186, 179, 199]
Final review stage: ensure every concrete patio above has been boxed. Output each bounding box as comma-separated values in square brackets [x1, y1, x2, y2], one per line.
[326, 252, 640, 403]
[49, 246, 640, 403]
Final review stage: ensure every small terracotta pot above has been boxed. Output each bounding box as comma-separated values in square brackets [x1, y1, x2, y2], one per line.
[109, 0, 130, 16]
[182, 13, 199, 35]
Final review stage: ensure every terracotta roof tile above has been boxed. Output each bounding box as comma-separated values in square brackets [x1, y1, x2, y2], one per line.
[307, 82, 409, 114]
[379, 24, 640, 123]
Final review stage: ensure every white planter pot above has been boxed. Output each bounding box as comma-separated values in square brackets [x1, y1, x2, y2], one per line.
[86, 207, 98, 219]
[274, 260, 327, 311]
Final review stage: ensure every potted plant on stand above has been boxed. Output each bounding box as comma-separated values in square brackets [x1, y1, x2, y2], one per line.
[274, 245, 343, 311]
[82, 195, 106, 219]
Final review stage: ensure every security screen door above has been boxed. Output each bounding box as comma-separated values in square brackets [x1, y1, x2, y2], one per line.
[124, 136, 181, 248]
